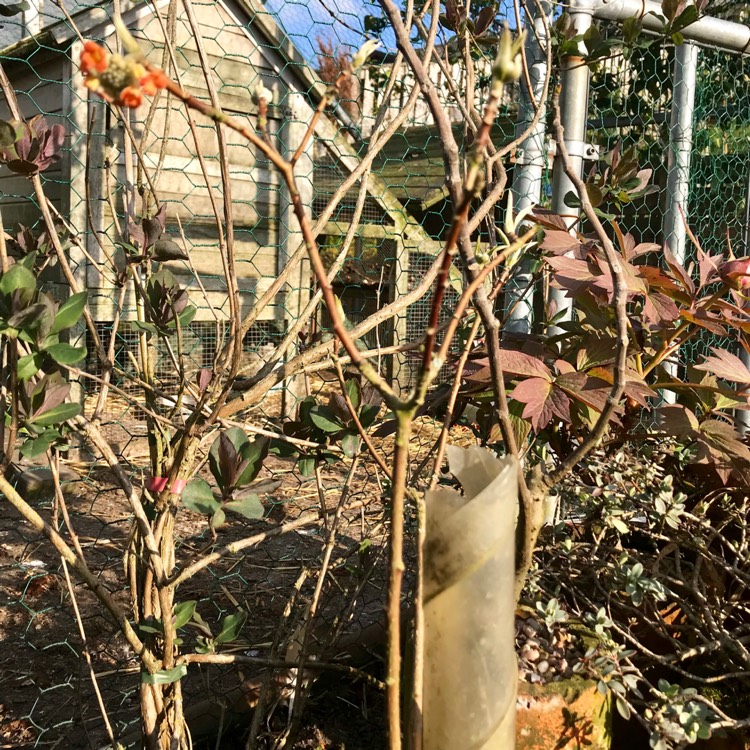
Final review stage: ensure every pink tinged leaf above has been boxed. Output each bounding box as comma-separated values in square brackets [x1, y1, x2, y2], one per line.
[681, 310, 728, 336]
[697, 249, 724, 289]
[694, 347, 750, 385]
[657, 404, 700, 435]
[548, 386, 572, 423]
[511, 378, 553, 432]
[593, 257, 647, 299]
[587, 366, 657, 407]
[662, 245, 695, 295]
[699, 419, 750, 464]
[555, 359, 576, 375]
[541, 230, 583, 256]
[499, 349, 553, 380]
[545, 255, 593, 281]
[631, 242, 660, 258]
[555, 372, 612, 413]
[719, 258, 750, 289]
[530, 207, 568, 231]
[465, 351, 553, 383]
[196, 368, 212, 392]
[643, 291, 680, 326]
[637, 265, 686, 299]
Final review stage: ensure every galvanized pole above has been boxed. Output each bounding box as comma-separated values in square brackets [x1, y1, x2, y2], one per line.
[663, 42, 698, 271]
[549, 0, 596, 335]
[738, 165, 750, 433]
[593, 0, 750, 55]
[662, 42, 698, 404]
[507, 0, 553, 334]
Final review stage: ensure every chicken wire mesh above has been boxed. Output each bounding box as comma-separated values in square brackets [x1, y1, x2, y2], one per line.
[586, 30, 750, 369]
[0, 0, 748, 747]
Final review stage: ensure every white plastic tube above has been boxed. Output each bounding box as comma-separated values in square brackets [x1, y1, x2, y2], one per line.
[423, 447, 518, 750]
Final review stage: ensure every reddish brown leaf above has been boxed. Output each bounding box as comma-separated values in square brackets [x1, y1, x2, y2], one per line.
[530, 207, 568, 231]
[463, 349, 553, 384]
[511, 379, 571, 432]
[546, 255, 593, 281]
[592, 257, 647, 299]
[556, 372, 612, 413]
[630, 242, 661, 259]
[663, 245, 695, 296]
[587, 366, 657, 407]
[657, 404, 699, 436]
[694, 347, 750, 385]
[643, 291, 680, 326]
[541, 230, 582, 256]
[637, 265, 687, 300]
[511, 377, 553, 431]
[699, 419, 750, 463]
[697, 248, 724, 289]
[555, 359, 576, 375]
[681, 310, 728, 336]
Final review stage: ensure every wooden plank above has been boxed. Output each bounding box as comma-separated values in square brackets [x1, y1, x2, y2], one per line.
[134, 105, 280, 170]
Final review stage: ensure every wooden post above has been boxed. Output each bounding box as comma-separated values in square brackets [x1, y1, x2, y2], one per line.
[278, 91, 313, 419]
[393, 233, 412, 395]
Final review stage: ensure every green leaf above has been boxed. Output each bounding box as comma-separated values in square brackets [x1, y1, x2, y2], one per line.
[341, 432, 360, 458]
[359, 403, 381, 428]
[131, 320, 158, 336]
[563, 190, 582, 209]
[224, 492, 264, 520]
[308, 405, 344, 433]
[43, 343, 87, 365]
[0, 263, 35, 298]
[17, 352, 42, 381]
[138, 617, 163, 635]
[176, 305, 196, 328]
[181, 478, 221, 515]
[236, 437, 269, 487]
[173, 600, 197, 630]
[215, 610, 247, 645]
[49, 291, 87, 334]
[141, 664, 187, 685]
[345, 378, 361, 411]
[29, 401, 81, 427]
[19, 432, 57, 458]
[211, 507, 226, 530]
[0, 119, 20, 147]
[298, 456, 315, 477]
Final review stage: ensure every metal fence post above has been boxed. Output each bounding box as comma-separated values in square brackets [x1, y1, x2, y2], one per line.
[549, 0, 596, 335]
[664, 43, 699, 274]
[662, 42, 698, 405]
[739, 168, 750, 433]
[507, 0, 552, 334]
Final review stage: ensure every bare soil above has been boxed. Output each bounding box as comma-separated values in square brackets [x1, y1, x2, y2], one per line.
[0, 387, 455, 748]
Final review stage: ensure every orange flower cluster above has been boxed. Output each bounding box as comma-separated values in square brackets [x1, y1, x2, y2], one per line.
[80, 40, 168, 108]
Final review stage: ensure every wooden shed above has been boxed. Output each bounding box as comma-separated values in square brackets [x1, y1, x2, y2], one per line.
[0, 0, 436, 385]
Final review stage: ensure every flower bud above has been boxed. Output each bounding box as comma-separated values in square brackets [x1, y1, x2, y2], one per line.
[351, 39, 381, 72]
[719, 258, 750, 289]
[252, 81, 274, 106]
[492, 26, 525, 88]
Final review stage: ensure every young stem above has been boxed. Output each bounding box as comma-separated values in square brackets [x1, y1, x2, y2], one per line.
[387, 410, 414, 750]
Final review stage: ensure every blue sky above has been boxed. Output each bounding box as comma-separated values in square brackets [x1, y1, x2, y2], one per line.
[264, 0, 394, 61]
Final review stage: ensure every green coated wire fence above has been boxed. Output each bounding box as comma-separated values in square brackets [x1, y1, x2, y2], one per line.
[0, 0, 748, 747]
